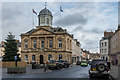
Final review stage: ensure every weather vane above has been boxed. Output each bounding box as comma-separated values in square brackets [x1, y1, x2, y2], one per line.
[45, 2, 47, 8]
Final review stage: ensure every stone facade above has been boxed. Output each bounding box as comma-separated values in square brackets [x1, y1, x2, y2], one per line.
[109, 26, 120, 65]
[21, 27, 73, 64]
[99, 31, 113, 61]
[72, 39, 81, 64]
[21, 7, 73, 64]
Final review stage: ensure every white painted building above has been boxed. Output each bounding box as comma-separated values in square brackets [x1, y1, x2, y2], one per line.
[72, 39, 81, 64]
[100, 37, 109, 61]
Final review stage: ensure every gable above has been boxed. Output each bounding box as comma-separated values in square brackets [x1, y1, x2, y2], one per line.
[31, 28, 54, 35]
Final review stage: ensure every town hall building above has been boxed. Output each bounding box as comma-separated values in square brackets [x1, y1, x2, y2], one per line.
[21, 7, 73, 64]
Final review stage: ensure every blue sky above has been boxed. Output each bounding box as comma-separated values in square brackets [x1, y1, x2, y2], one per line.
[1, 2, 118, 53]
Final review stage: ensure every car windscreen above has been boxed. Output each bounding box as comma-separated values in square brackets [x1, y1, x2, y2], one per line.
[81, 61, 86, 63]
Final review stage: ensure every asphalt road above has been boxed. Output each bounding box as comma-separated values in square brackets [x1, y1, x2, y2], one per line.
[2, 65, 114, 80]
[3, 65, 89, 78]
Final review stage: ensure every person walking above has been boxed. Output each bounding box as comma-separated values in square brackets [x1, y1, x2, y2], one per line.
[116, 58, 118, 65]
[44, 62, 48, 72]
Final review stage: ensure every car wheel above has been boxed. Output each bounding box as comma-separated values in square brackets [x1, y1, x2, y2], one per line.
[59, 65, 63, 69]
[64, 65, 67, 68]
[57, 66, 60, 69]
[97, 64, 106, 72]
[67, 65, 69, 68]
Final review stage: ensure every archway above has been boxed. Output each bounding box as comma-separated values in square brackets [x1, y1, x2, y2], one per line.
[40, 55, 44, 64]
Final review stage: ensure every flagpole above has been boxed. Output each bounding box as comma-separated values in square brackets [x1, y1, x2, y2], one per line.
[32, 9, 37, 29]
[32, 9, 35, 29]
[60, 6, 62, 18]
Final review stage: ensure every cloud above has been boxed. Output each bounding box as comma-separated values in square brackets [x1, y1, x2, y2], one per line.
[118, 1, 120, 24]
[1, 2, 118, 53]
[89, 27, 103, 34]
[72, 25, 83, 32]
[54, 12, 87, 26]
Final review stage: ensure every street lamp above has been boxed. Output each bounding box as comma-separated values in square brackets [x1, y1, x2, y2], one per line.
[14, 55, 17, 67]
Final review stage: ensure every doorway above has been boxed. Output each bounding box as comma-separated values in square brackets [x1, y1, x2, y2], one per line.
[40, 55, 44, 64]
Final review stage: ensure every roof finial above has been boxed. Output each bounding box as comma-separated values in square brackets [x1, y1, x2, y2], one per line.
[45, 2, 47, 9]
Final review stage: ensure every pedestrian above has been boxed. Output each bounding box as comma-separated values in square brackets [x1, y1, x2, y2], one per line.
[44, 62, 48, 72]
[112, 61, 114, 65]
[116, 58, 118, 65]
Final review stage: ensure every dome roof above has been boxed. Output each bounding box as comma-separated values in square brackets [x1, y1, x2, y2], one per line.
[39, 8, 52, 16]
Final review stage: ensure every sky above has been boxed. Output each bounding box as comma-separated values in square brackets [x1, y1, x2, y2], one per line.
[1, 1, 119, 53]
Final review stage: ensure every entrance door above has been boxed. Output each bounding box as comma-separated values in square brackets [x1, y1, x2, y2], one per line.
[40, 55, 44, 64]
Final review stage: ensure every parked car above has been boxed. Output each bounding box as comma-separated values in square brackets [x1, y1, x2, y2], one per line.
[81, 60, 88, 66]
[47, 60, 63, 70]
[89, 59, 110, 78]
[57, 60, 70, 68]
[76, 61, 81, 65]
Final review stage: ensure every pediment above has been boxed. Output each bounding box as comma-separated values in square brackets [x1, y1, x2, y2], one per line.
[31, 28, 54, 35]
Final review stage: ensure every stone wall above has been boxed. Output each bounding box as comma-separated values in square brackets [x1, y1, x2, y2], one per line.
[2, 61, 27, 68]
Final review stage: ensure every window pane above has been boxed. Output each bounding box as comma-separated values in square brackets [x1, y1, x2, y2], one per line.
[49, 40, 53, 48]
[48, 54, 52, 60]
[25, 55, 28, 61]
[59, 40, 62, 48]
[32, 55, 35, 61]
[41, 41, 44, 48]
[33, 41, 37, 49]
[25, 42, 28, 49]
[47, 18, 49, 24]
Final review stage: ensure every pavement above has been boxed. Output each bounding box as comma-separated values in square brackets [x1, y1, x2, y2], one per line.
[2, 64, 52, 75]
[109, 64, 120, 80]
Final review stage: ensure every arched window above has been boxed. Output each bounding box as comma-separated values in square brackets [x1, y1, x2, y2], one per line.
[25, 55, 28, 61]
[59, 54, 62, 60]
[46, 18, 49, 24]
[32, 55, 35, 61]
[25, 42, 28, 49]
[48, 54, 52, 60]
